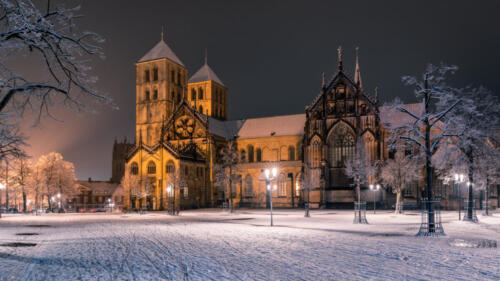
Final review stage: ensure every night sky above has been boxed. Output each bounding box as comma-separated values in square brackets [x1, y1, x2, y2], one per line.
[20, 0, 500, 180]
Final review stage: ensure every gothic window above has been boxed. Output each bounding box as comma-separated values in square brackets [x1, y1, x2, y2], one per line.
[256, 148, 262, 162]
[311, 139, 321, 168]
[198, 88, 203, 99]
[153, 90, 158, 100]
[171, 70, 175, 82]
[153, 68, 158, 81]
[328, 123, 355, 168]
[288, 146, 295, 161]
[166, 161, 175, 174]
[363, 132, 376, 162]
[278, 173, 287, 197]
[191, 89, 196, 100]
[144, 70, 150, 82]
[145, 90, 150, 101]
[245, 174, 253, 197]
[247, 145, 254, 162]
[147, 161, 156, 174]
[130, 162, 139, 175]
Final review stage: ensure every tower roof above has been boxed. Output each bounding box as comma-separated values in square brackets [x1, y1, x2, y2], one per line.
[188, 62, 225, 86]
[138, 40, 185, 66]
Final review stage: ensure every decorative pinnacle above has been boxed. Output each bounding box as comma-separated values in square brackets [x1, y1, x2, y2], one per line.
[337, 46, 343, 70]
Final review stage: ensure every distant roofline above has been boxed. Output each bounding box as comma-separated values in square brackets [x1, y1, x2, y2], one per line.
[135, 57, 185, 68]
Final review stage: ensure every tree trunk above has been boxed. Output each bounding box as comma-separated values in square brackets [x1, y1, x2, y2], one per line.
[424, 81, 435, 233]
[485, 178, 489, 216]
[467, 157, 474, 220]
[22, 192, 27, 213]
[395, 191, 403, 214]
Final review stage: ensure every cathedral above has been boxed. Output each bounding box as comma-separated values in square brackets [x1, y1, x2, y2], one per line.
[113, 37, 428, 211]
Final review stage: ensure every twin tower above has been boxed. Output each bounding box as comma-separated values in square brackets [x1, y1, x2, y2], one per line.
[135, 38, 228, 146]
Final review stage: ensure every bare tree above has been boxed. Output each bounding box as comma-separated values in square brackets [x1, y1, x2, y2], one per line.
[0, 0, 112, 160]
[345, 137, 376, 223]
[164, 169, 186, 215]
[385, 64, 463, 233]
[214, 138, 239, 212]
[10, 155, 31, 212]
[380, 147, 422, 214]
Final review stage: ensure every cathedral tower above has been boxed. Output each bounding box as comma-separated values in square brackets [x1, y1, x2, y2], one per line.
[135, 36, 188, 146]
[187, 54, 227, 120]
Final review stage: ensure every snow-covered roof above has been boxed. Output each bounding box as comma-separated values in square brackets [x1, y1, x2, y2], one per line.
[188, 63, 225, 86]
[77, 180, 119, 195]
[379, 103, 423, 128]
[138, 40, 185, 66]
[236, 114, 306, 139]
[208, 118, 243, 139]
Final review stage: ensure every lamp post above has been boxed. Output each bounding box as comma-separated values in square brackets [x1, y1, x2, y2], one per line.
[454, 173, 464, 220]
[57, 193, 61, 211]
[369, 184, 380, 214]
[264, 167, 278, 226]
[166, 185, 172, 215]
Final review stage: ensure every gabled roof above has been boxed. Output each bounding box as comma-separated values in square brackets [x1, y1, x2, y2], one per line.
[188, 63, 225, 86]
[138, 40, 185, 66]
[236, 114, 306, 139]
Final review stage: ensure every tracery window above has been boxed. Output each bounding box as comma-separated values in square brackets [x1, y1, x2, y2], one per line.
[166, 161, 175, 174]
[328, 123, 355, 167]
[311, 139, 321, 168]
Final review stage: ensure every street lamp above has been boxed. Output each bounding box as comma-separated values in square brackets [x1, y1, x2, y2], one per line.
[57, 193, 61, 210]
[264, 167, 278, 226]
[369, 184, 380, 214]
[454, 173, 464, 220]
[166, 185, 172, 215]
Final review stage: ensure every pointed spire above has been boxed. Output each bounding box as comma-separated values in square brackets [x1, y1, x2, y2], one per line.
[337, 46, 343, 71]
[354, 47, 363, 89]
[321, 72, 325, 88]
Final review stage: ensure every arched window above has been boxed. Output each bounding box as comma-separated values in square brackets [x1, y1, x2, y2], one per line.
[145, 90, 150, 101]
[166, 161, 175, 174]
[199, 105, 203, 113]
[311, 139, 321, 168]
[288, 146, 295, 161]
[256, 148, 262, 162]
[245, 174, 253, 197]
[144, 70, 150, 82]
[147, 161, 156, 174]
[177, 72, 181, 85]
[171, 70, 175, 82]
[130, 162, 139, 175]
[191, 89, 196, 100]
[328, 123, 355, 168]
[247, 145, 254, 162]
[278, 173, 286, 197]
[153, 90, 158, 100]
[198, 88, 203, 99]
[240, 150, 246, 162]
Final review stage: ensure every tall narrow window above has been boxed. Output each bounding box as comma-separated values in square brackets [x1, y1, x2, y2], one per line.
[171, 70, 175, 82]
[130, 162, 139, 175]
[171, 91, 175, 101]
[240, 150, 246, 162]
[199, 105, 203, 113]
[145, 90, 150, 101]
[144, 70, 150, 82]
[177, 73, 181, 85]
[153, 90, 158, 100]
[191, 89, 196, 100]
[311, 139, 321, 168]
[288, 146, 295, 161]
[153, 68, 158, 81]
[198, 88, 203, 99]
[245, 175, 253, 197]
[256, 148, 262, 162]
[328, 123, 355, 168]
[247, 145, 254, 162]
[166, 161, 175, 174]
[278, 173, 287, 197]
[147, 161, 156, 174]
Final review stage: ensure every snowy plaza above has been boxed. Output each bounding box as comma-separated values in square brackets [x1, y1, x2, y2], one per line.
[0, 210, 499, 281]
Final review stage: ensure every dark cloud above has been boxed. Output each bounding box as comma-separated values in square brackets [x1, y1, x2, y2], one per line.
[21, 0, 500, 180]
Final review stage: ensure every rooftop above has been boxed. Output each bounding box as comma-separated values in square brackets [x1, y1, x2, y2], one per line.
[138, 40, 185, 66]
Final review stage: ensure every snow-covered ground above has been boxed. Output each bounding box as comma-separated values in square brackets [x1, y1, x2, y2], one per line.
[0, 209, 499, 281]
